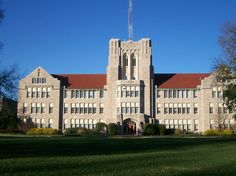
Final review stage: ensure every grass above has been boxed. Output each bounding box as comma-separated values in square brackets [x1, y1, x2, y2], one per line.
[0, 136, 236, 176]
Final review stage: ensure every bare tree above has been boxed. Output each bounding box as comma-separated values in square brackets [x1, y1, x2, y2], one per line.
[214, 21, 236, 120]
[214, 111, 227, 131]
[0, 64, 20, 99]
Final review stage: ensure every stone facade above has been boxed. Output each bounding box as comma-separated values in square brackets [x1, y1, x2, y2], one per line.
[17, 38, 235, 133]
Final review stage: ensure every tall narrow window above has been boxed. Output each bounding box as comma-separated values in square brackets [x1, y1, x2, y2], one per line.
[41, 103, 46, 113]
[64, 103, 68, 114]
[31, 103, 36, 113]
[49, 103, 54, 114]
[23, 103, 27, 114]
[209, 103, 214, 114]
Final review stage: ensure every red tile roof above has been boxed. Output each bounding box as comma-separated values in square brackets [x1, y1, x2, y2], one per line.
[52, 73, 211, 89]
[52, 74, 106, 89]
[154, 73, 211, 88]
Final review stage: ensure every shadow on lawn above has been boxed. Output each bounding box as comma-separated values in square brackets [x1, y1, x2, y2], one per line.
[0, 137, 235, 159]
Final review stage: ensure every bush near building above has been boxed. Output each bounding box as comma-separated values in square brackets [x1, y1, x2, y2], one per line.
[95, 122, 107, 135]
[108, 123, 118, 135]
[144, 124, 157, 135]
[26, 128, 60, 135]
[203, 129, 234, 136]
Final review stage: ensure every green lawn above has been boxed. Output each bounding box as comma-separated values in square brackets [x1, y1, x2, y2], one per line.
[0, 136, 236, 176]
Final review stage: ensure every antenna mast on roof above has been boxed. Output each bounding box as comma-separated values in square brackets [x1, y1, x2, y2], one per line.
[128, 0, 133, 40]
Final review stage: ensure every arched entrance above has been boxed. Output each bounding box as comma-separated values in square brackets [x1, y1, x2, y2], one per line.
[123, 118, 137, 135]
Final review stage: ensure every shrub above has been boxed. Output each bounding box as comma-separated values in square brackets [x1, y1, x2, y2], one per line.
[158, 124, 166, 135]
[64, 128, 79, 136]
[95, 122, 107, 135]
[203, 129, 234, 136]
[64, 127, 95, 136]
[222, 130, 234, 136]
[108, 123, 118, 135]
[165, 128, 175, 135]
[77, 128, 87, 136]
[26, 128, 60, 135]
[144, 124, 156, 136]
[174, 129, 185, 136]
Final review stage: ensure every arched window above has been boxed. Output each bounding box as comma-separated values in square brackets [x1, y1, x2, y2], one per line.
[123, 53, 128, 67]
[131, 53, 136, 66]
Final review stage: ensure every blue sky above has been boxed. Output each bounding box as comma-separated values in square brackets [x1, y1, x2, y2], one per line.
[0, 0, 236, 75]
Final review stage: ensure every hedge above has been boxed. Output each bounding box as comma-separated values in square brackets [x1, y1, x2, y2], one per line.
[203, 129, 234, 136]
[64, 127, 95, 136]
[26, 128, 60, 135]
[108, 123, 118, 135]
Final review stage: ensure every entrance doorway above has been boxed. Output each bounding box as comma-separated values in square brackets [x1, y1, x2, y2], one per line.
[123, 118, 136, 135]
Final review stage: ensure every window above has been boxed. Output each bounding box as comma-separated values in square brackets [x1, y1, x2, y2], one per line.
[41, 103, 46, 113]
[134, 87, 139, 97]
[173, 90, 177, 98]
[32, 88, 36, 98]
[194, 103, 198, 114]
[164, 108, 168, 114]
[71, 103, 76, 114]
[157, 104, 161, 114]
[36, 103, 40, 114]
[89, 90, 94, 98]
[178, 107, 181, 114]
[71, 90, 76, 98]
[125, 107, 129, 114]
[182, 90, 186, 98]
[93, 105, 96, 114]
[23, 103, 27, 114]
[156, 90, 161, 98]
[164, 90, 168, 98]
[132, 57, 136, 66]
[49, 103, 53, 114]
[173, 107, 177, 114]
[126, 90, 130, 97]
[88, 104, 93, 114]
[79, 105, 84, 114]
[187, 107, 190, 114]
[75, 104, 79, 114]
[31, 103, 36, 113]
[27, 88, 31, 98]
[218, 103, 223, 113]
[209, 103, 214, 114]
[42, 88, 46, 98]
[124, 58, 128, 66]
[177, 90, 182, 98]
[47, 87, 51, 98]
[80, 90, 84, 98]
[76, 90, 80, 98]
[99, 103, 104, 114]
[193, 90, 197, 98]
[169, 107, 172, 114]
[42, 78, 47, 84]
[36, 88, 41, 98]
[32, 78, 36, 84]
[64, 103, 68, 114]
[168, 90, 172, 98]
[186, 90, 189, 98]
[100, 89, 104, 98]
[48, 119, 53, 128]
[85, 90, 89, 98]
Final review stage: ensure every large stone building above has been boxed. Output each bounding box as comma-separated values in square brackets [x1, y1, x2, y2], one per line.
[18, 38, 235, 134]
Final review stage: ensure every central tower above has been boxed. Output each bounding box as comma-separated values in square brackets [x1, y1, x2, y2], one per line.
[104, 39, 154, 133]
